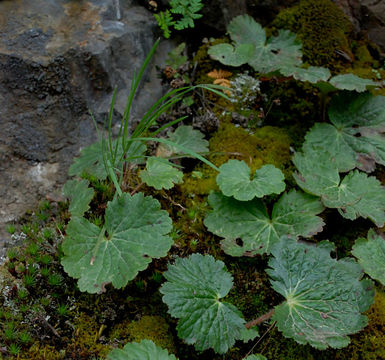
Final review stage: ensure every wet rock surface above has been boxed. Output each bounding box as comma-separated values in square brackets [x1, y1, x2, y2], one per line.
[333, 0, 385, 53]
[0, 0, 169, 253]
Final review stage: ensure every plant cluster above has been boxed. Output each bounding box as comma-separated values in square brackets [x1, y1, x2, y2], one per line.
[154, 0, 203, 38]
[0, 202, 75, 358]
[208, 15, 382, 93]
[59, 65, 385, 359]
[2, 9, 385, 360]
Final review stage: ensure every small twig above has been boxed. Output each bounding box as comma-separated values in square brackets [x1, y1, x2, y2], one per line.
[263, 98, 279, 122]
[245, 320, 277, 358]
[36, 315, 60, 338]
[130, 182, 144, 196]
[161, 191, 186, 211]
[190, 60, 198, 85]
[245, 308, 275, 329]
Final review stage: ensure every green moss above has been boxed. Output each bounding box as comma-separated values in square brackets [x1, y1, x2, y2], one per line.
[272, 0, 353, 69]
[111, 315, 176, 354]
[181, 123, 292, 195]
[340, 289, 385, 360]
[71, 313, 111, 357]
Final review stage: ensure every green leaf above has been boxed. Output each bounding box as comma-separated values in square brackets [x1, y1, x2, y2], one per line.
[166, 125, 209, 154]
[170, 0, 203, 30]
[227, 14, 266, 46]
[249, 29, 302, 73]
[239, 327, 259, 342]
[281, 66, 331, 83]
[208, 15, 301, 73]
[106, 339, 177, 360]
[154, 10, 175, 39]
[204, 190, 324, 256]
[160, 254, 246, 354]
[207, 43, 254, 67]
[329, 74, 378, 92]
[140, 157, 183, 190]
[244, 355, 267, 360]
[267, 237, 375, 349]
[61, 193, 173, 293]
[216, 160, 285, 201]
[303, 92, 385, 172]
[62, 179, 94, 217]
[293, 147, 385, 226]
[69, 140, 146, 180]
[352, 229, 385, 285]
[166, 43, 187, 69]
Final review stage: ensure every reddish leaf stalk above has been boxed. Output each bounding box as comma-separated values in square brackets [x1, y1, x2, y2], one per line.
[245, 308, 275, 329]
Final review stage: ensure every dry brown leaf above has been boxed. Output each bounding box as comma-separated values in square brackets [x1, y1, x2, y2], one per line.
[213, 78, 231, 87]
[207, 69, 232, 80]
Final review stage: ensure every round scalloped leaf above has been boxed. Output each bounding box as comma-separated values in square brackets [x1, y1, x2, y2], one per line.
[160, 254, 245, 354]
[293, 147, 385, 226]
[61, 193, 173, 293]
[267, 237, 375, 350]
[244, 356, 267, 360]
[204, 190, 324, 256]
[208, 43, 254, 67]
[140, 157, 183, 190]
[281, 66, 331, 83]
[63, 179, 94, 217]
[303, 92, 385, 172]
[216, 160, 285, 201]
[227, 14, 266, 47]
[302, 123, 357, 172]
[69, 140, 146, 180]
[248, 29, 302, 73]
[209, 15, 301, 73]
[106, 339, 177, 360]
[352, 229, 385, 285]
[166, 125, 209, 155]
[329, 74, 377, 92]
[239, 327, 259, 343]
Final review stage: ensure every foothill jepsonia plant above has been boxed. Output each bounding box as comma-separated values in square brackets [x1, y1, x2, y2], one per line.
[3, 10, 385, 360]
[59, 26, 385, 359]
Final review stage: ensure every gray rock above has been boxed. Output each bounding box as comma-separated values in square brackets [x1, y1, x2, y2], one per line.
[0, 0, 170, 250]
[200, 0, 298, 32]
[334, 0, 385, 53]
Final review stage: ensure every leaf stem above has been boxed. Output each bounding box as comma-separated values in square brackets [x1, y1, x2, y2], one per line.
[245, 308, 275, 329]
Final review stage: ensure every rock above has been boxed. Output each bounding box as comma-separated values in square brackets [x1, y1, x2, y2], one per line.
[334, 0, 385, 53]
[0, 0, 170, 247]
[199, 0, 298, 32]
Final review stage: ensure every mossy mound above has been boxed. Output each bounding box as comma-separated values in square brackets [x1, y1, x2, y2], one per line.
[111, 315, 176, 354]
[272, 0, 353, 69]
[181, 122, 292, 195]
[343, 289, 385, 360]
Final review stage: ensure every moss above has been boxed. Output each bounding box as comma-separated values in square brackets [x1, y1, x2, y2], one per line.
[339, 289, 385, 360]
[70, 313, 111, 357]
[19, 344, 62, 360]
[272, 0, 353, 69]
[111, 315, 176, 354]
[182, 123, 292, 196]
[18, 313, 111, 359]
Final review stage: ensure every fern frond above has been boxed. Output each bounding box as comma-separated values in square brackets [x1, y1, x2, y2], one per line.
[154, 10, 175, 38]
